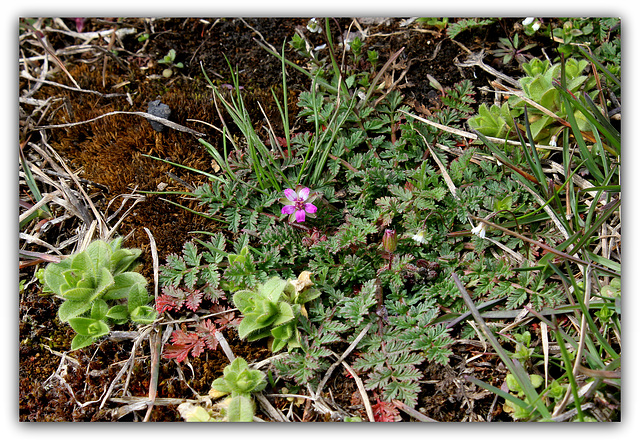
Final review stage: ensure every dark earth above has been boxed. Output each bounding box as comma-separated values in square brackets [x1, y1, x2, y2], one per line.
[19, 17, 556, 421]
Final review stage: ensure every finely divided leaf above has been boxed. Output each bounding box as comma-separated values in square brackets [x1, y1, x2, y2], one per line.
[183, 241, 201, 267]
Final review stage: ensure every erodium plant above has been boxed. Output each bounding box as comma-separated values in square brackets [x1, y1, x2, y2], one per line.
[38, 238, 156, 350]
[155, 19, 621, 418]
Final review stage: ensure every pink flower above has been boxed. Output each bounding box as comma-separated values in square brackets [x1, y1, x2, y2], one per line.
[280, 185, 318, 223]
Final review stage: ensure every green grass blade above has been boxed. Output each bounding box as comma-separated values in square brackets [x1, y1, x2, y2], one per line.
[553, 82, 620, 155]
[141, 154, 226, 184]
[513, 107, 546, 193]
[465, 376, 532, 411]
[198, 138, 236, 181]
[19, 147, 51, 217]
[452, 273, 551, 420]
[158, 198, 225, 223]
[577, 46, 620, 89]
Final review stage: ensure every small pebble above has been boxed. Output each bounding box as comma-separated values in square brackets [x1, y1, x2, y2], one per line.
[147, 99, 171, 132]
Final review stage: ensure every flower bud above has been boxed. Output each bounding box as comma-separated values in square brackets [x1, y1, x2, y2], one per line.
[382, 229, 398, 253]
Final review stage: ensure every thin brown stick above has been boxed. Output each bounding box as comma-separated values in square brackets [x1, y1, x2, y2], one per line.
[315, 322, 372, 400]
[338, 358, 374, 422]
[35, 110, 206, 137]
[392, 400, 438, 422]
[470, 215, 620, 277]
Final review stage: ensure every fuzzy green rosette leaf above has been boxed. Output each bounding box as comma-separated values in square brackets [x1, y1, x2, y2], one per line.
[208, 357, 267, 422]
[209, 357, 267, 397]
[232, 273, 321, 352]
[38, 238, 156, 350]
[468, 57, 597, 146]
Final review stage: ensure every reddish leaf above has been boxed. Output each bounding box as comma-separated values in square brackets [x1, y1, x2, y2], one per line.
[372, 395, 401, 422]
[162, 330, 200, 363]
[189, 339, 205, 358]
[156, 286, 186, 314]
[155, 292, 178, 314]
[195, 319, 219, 351]
[214, 310, 239, 327]
[185, 289, 203, 311]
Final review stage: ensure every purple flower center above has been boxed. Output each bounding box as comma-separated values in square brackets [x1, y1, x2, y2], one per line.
[293, 198, 306, 210]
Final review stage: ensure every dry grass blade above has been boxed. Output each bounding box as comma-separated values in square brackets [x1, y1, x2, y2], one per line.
[143, 227, 159, 301]
[255, 393, 288, 422]
[20, 69, 126, 99]
[19, 233, 63, 255]
[141, 228, 162, 422]
[214, 330, 236, 363]
[34, 110, 206, 137]
[99, 325, 154, 410]
[106, 191, 146, 239]
[337, 357, 374, 422]
[400, 109, 557, 150]
[28, 133, 110, 247]
[470, 215, 619, 277]
[455, 49, 520, 88]
[22, 21, 81, 90]
[315, 322, 371, 400]
[143, 327, 163, 422]
[541, 322, 550, 389]
[18, 191, 58, 225]
[305, 383, 342, 421]
[392, 400, 438, 422]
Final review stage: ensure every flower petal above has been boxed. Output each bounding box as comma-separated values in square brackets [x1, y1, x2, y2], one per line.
[283, 188, 298, 201]
[281, 205, 296, 215]
[305, 191, 318, 203]
[297, 187, 310, 201]
[295, 209, 306, 223]
[412, 230, 427, 244]
[471, 222, 486, 239]
[304, 203, 317, 214]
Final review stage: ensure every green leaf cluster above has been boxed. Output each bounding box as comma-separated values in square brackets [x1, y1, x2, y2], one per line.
[39, 238, 156, 350]
[468, 58, 597, 145]
[553, 18, 620, 74]
[233, 275, 320, 352]
[157, 48, 183, 77]
[210, 357, 267, 398]
[208, 357, 267, 422]
[503, 372, 545, 420]
[178, 357, 268, 422]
